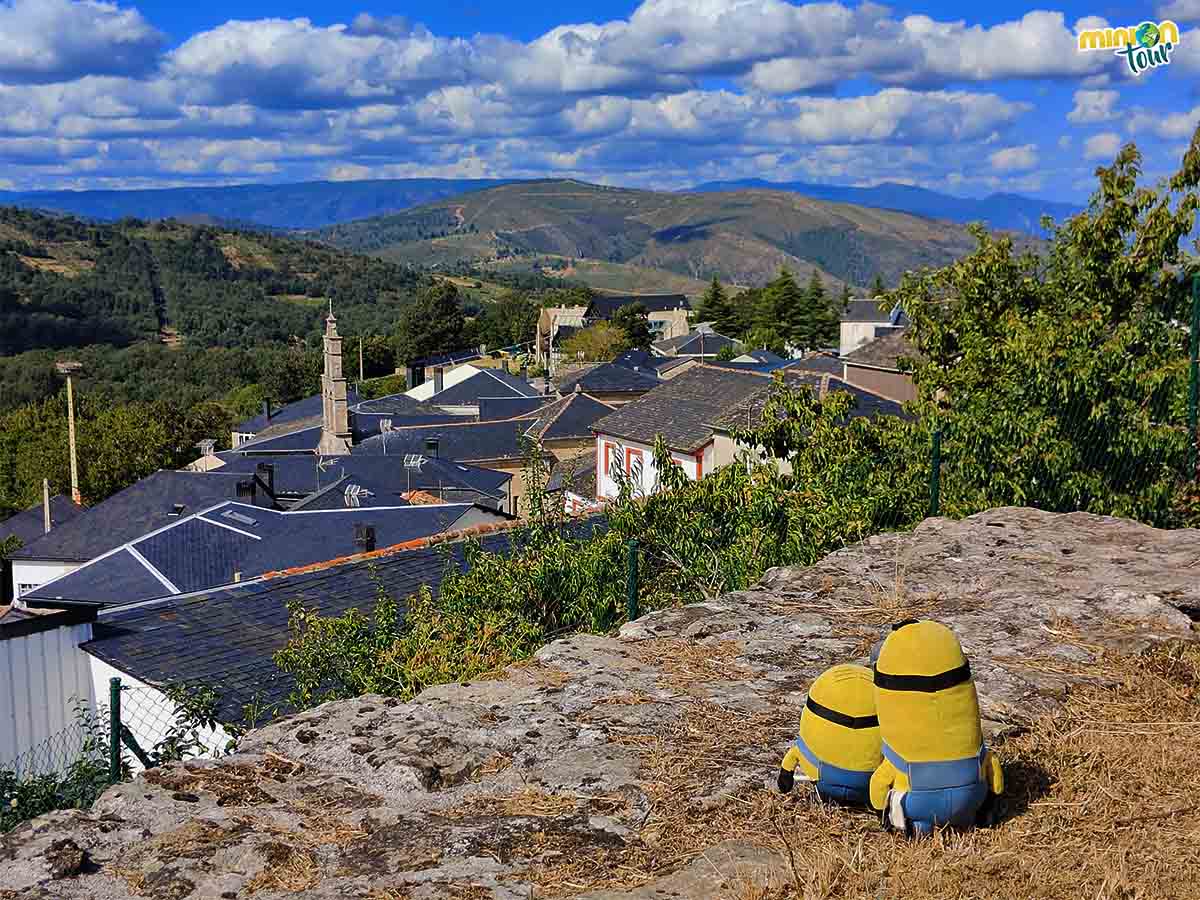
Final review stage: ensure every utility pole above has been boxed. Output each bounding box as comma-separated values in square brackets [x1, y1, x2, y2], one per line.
[359, 336, 364, 383]
[42, 479, 51, 534]
[56, 361, 84, 505]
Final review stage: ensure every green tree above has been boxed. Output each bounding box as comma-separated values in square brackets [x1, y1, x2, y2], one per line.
[896, 126, 1200, 524]
[697, 277, 737, 335]
[839, 283, 852, 312]
[797, 270, 839, 349]
[870, 274, 887, 297]
[475, 291, 539, 349]
[611, 302, 653, 350]
[393, 282, 466, 365]
[716, 344, 740, 361]
[559, 321, 628, 362]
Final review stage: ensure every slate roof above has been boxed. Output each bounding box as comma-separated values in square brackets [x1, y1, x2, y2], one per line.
[351, 392, 425, 415]
[708, 374, 907, 433]
[24, 500, 480, 607]
[237, 389, 361, 435]
[0, 496, 84, 551]
[652, 331, 739, 357]
[524, 392, 616, 442]
[230, 425, 322, 454]
[841, 299, 909, 325]
[555, 362, 660, 395]
[409, 348, 484, 368]
[478, 396, 552, 420]
[425, 369, 540, 405]
[211, 455, 513, 509]
[591, 365, 769, 451]
[738, 349, 786, 364]
[586, 294, 690, 318]
[842, 328, 917, 370]
[10, 471, 249, 563]
[81, 517, 609, 724]
[789, 353, 844, 375]
[546, 450, 598, 498]
[353, 419, 530, 463]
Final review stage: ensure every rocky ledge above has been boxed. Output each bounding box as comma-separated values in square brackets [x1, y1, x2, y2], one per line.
[3, 507, 1198, 899]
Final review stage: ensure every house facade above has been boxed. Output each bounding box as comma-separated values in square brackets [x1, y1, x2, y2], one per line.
[589, 366, 770, 502]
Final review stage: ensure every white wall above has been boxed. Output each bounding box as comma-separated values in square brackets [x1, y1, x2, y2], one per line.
[594, 433, 704, 501]
[0, 622, 95, 774]
[88, 657, 231, 773]
[405, 363, 481, 401]
[11, 559, 80, 601]
[840, 322, 884, 357]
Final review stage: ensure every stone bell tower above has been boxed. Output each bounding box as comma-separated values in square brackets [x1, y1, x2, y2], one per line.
[318, 306, 353, 456]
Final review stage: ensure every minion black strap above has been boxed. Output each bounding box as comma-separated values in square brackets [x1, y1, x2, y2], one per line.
[873, 660, 971, 692]
[805, 696, 879, 729]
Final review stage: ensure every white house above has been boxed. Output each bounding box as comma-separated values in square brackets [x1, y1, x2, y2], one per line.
[839, 299, 907, 357]
[589, 365, 771, 501]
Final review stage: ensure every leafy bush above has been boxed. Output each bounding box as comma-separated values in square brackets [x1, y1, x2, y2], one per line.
[0, 705, 115, 833]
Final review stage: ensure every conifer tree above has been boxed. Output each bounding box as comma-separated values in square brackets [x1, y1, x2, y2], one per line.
[697, 277, 736, 335]
[871, 273, 887, 297]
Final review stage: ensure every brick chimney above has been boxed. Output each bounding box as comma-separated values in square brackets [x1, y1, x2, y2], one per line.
[317, 306, 353, 456]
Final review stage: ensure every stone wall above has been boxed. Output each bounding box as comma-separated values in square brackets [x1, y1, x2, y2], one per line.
[2, 507, 1197, 899]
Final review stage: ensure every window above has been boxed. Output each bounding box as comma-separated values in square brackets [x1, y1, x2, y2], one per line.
[625, 447, 644, 482]
[603, 441, 619, 479]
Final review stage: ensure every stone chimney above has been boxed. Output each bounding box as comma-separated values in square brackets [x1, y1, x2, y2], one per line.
[318, 307, 353, 456]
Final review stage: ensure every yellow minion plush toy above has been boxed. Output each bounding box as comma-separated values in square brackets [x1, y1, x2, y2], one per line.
[778, 664, 881, 805]
[870, 620, 1003, 835]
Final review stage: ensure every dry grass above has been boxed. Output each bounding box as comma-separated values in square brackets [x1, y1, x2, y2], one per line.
[628, 639, 752, 693]
[244, 842, 320, 894]
[495, 640, 1200, 899]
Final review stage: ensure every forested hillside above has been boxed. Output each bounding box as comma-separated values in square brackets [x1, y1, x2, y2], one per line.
[0, 179, 518, 231]
[0, 207, 426, 358]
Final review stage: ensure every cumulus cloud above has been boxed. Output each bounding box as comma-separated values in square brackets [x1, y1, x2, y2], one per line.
[1158, 0, 1200, 22]
[989, 144, 1039, 172]
[0, 0, 163, 84]
[166, 17, 480, 108]
[1084, 131, 1123, 160]
[1067, 89, 1119, 123]
[1128, 105, 1200, 140]
[0, 1, 1148, 193]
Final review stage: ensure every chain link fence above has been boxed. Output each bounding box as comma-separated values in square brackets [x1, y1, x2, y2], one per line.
[1, 678, 231, 833]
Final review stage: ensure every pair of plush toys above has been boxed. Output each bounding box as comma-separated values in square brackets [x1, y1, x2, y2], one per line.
[776, 619, 1004, 836]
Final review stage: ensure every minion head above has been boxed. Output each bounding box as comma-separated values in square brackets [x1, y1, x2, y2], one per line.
[873, 620, 983, 763]
[799, 663, 881, 774]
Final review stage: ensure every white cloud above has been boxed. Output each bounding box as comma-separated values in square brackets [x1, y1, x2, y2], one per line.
[1158, 0, 1200, 22]
[0, 0, 162, 84]
[166, 17, 481, 109]
[1067, 89, 1119, 124]
[1084, 131, 1123, 159]
[989, 144, 1039, 171]
[1128, 105, 1200, 140]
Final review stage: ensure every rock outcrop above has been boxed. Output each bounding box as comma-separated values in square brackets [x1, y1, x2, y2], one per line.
[2, 507, 1197, 899]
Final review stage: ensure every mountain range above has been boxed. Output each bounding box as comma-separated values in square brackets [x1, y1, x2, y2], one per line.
[313, 179, 1020, 292]
[0, 177, 1081, 236]
[690, 179, 1082, 234]
[0, 179, 516, 232]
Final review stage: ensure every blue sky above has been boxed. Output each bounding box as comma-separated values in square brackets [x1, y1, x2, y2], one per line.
[0, 0, 1196, 201]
